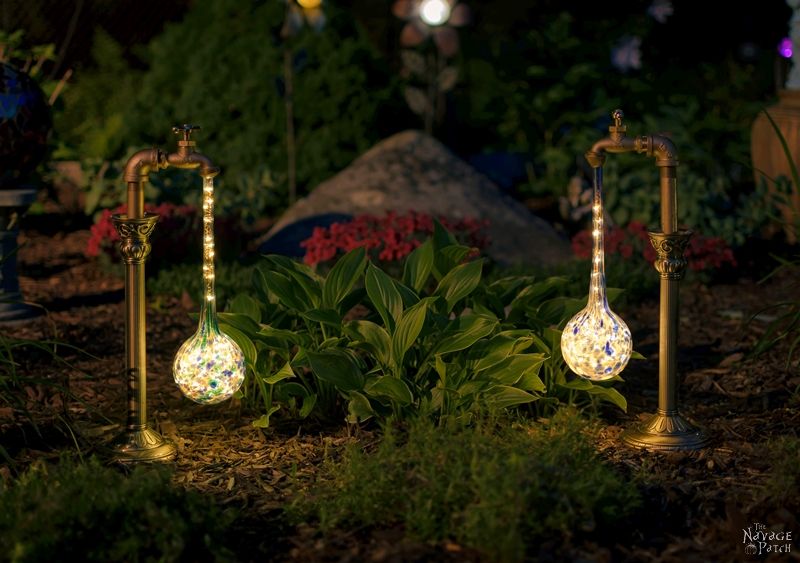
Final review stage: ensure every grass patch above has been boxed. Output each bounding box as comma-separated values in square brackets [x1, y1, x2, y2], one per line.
[289, 410, 641, 562]
[0, 456, 235, 562]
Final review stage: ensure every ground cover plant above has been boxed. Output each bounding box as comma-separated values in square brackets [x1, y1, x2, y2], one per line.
[290, 410, 642, 563]
[0, 456, 236, 562]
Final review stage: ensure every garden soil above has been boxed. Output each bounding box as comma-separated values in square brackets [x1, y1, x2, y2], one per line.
[3, 223, 799, 562]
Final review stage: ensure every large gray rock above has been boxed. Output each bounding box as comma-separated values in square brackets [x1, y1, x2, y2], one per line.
[264, 130, 571, 266]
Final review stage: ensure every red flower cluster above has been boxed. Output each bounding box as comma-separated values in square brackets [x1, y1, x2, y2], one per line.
[571, 220, 736, 272]
[300, 211, 490, 266]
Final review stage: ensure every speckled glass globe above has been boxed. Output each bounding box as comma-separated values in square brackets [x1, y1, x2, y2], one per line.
[173, 328, 246, 405]
[561, 294, 632, 381]
[0, 63, 51, 187]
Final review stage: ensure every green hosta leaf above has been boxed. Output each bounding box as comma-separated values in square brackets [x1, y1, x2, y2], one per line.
[508, 276, 570, 312]
[346, 391, 374, 423]
[631, 350, 646, 360]
[301, 308, 343, 328]
[434, 259, 484, 313]
[252, 267, 271, 304]
[365, 377, 414, 405]
[299, 393, 317, 418]
[263, 361, 294, 384]
[322, 247, 367, 309]
[433, 245, 472, 281]
[393, 279, 420, 308]
[517, 370, 546, 393]
[345, 320, 391, 367]
[258, 325, 311, 348]
[391, 298, 432, 368]
[433, 314, 497, 355]
[218, 324, 257, 368]
[262, 269, 310, 312]
[558, 379, 628, 412]
[263, 255, 322, 307]
[484, 386, 539, 409]
[365, 263, 403, 331]
[470, 334, 524, 372]
[228, 294, 261, 323]
[276, 381, 309, 400]
[218, 312, 261, 335]
[402, 239, 434, 292]
[535, 296, 585, 326]
[307, 349, 364, 391]
[481, 353, 547, 385]
[252, 406, 281, 428]
[434, 354, 447, 381]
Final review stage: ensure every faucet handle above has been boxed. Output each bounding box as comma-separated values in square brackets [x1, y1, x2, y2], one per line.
[172, 124, 201, 142]
[609, 109, 626, 139]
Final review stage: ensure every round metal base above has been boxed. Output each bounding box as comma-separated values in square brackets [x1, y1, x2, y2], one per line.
[110, 427, 177, 464]
[622, 410, 711, 451]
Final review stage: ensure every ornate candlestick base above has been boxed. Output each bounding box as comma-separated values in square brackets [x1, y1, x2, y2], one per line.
[110, 427, 177, 464]
[622, 410, 710, 451]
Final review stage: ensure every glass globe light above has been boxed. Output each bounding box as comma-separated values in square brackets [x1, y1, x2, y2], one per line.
[173, 177, 245, 404]
[561, 169, 632, 381]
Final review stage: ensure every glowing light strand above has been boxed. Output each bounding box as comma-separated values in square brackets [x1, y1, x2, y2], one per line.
[560, 167, 632, 381]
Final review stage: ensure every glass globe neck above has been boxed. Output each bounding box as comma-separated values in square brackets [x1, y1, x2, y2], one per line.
[588, 167, 608, 306]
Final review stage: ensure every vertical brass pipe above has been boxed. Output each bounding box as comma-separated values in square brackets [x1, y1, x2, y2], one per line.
[110, 210, 176, 463]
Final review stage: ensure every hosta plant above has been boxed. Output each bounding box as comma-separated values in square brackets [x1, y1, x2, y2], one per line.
[220, 222, 627, 426]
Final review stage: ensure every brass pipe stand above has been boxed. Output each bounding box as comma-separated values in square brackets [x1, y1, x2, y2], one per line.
[108, 125, 219, 464]
[586, 110, 710, 452]
[109, 214, 176, 463]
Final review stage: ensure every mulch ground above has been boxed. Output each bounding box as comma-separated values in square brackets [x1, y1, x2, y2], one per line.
[3, 221, 799, 562]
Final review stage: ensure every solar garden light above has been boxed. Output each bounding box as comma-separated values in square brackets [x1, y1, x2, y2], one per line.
[562, 110, 711, 451]
[109, 125, 244, 464]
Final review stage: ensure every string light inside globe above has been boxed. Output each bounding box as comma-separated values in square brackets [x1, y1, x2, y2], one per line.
[173, 176, 245, 404]
[419, 0, 451, 26]
[560, 167, 632, 381]
[297, 0, 322, 8]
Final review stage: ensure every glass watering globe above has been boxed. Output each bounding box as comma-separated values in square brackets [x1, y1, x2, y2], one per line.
[561, 167, 632, 380]
[173, 177, 246, 404]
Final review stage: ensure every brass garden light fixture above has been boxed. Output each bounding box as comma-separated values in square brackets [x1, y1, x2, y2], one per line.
[570, 109, 711, 451]
[110, 125, 244, 464]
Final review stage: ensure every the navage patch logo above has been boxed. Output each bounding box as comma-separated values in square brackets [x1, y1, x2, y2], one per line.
[742, 522, 792, 556]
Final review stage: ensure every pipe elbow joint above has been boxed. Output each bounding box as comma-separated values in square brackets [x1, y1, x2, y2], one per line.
[640, 134, 678, 167]
[123, 148, 166, 183]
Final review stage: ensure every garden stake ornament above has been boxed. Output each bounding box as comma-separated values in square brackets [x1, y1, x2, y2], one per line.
[110, 125, 244, 464]
[568, 109, 710, 451]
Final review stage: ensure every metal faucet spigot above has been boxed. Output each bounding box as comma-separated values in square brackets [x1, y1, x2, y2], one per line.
[109, 125, 219, 464]
[585, 110, 710, 451]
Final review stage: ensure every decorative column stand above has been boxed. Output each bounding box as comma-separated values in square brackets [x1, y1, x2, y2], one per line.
[109, 213, 176, 463]
[0, 188, 43, 324]
[621, 230, 710, 450]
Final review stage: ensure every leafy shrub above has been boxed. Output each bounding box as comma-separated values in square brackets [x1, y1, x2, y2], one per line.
[121, 0, 400, 195]
[0, 457, 235, 562]
[289, 410, 641, 562]
[220, 221, 627, 428]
